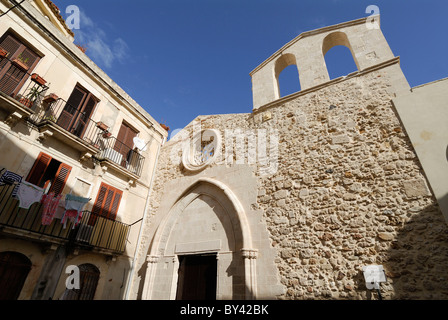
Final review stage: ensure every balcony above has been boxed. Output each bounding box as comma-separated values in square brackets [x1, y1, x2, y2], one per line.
[0, 183, 130, 254]
[94, 136, 145, 179]
[27, 97, 104, 160]
[0, 54, 49, 126]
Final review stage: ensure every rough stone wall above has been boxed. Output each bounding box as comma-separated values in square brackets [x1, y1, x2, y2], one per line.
[136, 67, 448, 300]
[253, 69, 448, 299]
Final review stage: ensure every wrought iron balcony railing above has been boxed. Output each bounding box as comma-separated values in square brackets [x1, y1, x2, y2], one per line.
[95, 136, 145, 177]
[0, 183, 130, 254]
[28, 97, 105, 149]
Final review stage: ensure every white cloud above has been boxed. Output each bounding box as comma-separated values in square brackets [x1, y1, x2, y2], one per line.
[74, 9, 129, 69]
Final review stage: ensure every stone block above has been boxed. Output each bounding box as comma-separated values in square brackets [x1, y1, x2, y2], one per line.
[274, 189, 288, 199]
[402, 178, 430, 198]
[331, 134, 350, 145]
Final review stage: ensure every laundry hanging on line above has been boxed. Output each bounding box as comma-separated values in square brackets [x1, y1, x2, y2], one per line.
[41, 192, 63, 225]
[16, 181, 45, 209]
[0, 170, 23, 198]
[1, 168, 95, 228]
[62, 194, 90, 229]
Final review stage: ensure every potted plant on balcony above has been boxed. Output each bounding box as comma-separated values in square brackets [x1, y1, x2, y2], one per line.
[160, 123, 170, 132]
[0, 48, 8, 58]
[102, 130, 112, 138]
[42, 93, 58, 104]
[12, 54, 29, 71]
[96, 121, 109, 131]
[19, 86, 45, 108]
[31, 73, 47, 86]
[42, 114, 57, 122]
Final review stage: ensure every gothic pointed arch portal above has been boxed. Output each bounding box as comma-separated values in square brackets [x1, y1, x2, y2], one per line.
[143, 178, 258, 300]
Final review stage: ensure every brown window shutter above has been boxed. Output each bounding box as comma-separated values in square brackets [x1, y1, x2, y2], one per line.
[89, 183, 107, 226]
[109, 191, 121, 220]
[92, 184, 107, 216]
[57, 86, 86, 130]
[58, 85, 98, 139]
[0, 34, 22, 57]
[73, 93, 98, 138]
[26, 152, 52, 185]
[0, 34, 21, 75]
[0, 33, 41, 97]
[91, 183, 122, 221]
[48, 163, 72, 195]
[114, 122, 138, 166]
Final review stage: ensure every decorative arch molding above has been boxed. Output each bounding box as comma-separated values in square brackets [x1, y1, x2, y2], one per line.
[143, 177, 258, 300]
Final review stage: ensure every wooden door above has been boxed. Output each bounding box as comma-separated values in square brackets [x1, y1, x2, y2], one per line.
[176, 254, 217, 300]
[0, 252, 32, 300]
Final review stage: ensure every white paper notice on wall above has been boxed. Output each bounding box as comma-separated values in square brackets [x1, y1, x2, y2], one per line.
[362, 265, 387, 290]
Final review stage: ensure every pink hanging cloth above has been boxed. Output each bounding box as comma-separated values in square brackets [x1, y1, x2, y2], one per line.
[41, 192, 63, 225]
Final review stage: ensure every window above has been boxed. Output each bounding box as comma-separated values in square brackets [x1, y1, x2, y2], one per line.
[277, 64, 301, 97]
[0, 32, 41, 96]
[324, 45, 358, 80]
[26, 152, 72, 195]
[274, 53, 301, 98]
[114, 121, 138, 167]
[71, 177, 92, 198]
[322, 31, 359, 80]
[57, 84, 99, 138]
[91, 182, 122, 220]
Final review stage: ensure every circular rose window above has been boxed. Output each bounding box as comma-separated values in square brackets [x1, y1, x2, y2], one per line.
[182, 129, 221, 172]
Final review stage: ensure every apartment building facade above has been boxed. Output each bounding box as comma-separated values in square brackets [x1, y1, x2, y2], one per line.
[0, 0, 167, 300]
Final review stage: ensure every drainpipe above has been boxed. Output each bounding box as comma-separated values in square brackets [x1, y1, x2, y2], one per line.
[124, 131, 166, 300]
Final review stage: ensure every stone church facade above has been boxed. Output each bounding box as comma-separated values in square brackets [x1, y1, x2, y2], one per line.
[129, 16, 448, 300]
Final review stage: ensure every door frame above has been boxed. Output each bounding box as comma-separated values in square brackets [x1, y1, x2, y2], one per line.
[175, 253, 218, 300]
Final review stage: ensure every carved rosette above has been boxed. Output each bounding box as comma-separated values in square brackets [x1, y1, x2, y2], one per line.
[182, 129, 221, 172]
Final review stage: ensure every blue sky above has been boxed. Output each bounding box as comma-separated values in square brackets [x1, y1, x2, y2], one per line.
[57, 0, 448, 136]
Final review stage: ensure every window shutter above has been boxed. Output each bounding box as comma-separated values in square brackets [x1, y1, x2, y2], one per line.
[0, 34, 21, 73]
[26, 152, 52, 185]
[92, 184, 107, 216]
[72, 93, 98, 138]
[17, 47, 39, 68]
[0, 33, 41, 96]
[91, 183, 122, 221]
[109, 191, 121, 220]
[57, 86, 86, 130]
[0, 34, 22, 57]
[89, 183, 107, 226]
[114, 122, 138, 167]
[49, 163, 72, 195]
